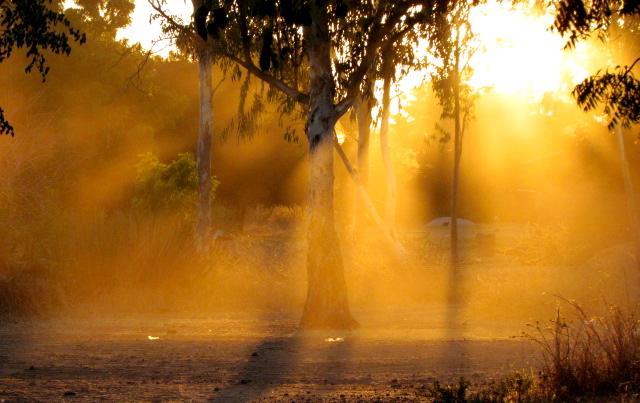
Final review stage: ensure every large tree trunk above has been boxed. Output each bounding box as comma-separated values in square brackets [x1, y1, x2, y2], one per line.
[196, 46, 214, 251]
[380, 52, 397, 235]
[616, 126, 640, 269]
[451, 51, 462, 269]
[300, 5, 357, 330]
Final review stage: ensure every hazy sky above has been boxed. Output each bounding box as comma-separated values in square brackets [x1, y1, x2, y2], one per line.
[118, 1, 193, 56]
[65, 0, 193, 57]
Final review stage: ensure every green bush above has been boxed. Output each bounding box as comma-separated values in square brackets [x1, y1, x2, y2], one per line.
[133, 152, 218, 217]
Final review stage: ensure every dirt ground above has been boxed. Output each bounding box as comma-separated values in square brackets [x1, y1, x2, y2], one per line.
[0, 312, 538, 402]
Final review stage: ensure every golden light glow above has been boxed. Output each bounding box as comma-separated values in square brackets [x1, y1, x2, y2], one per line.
[117, 2, 193, 56]
[335, 124, 347, 144]
[467, 1, 591, 99]
[64, 0, 193, 57]
[391, 0, 598, 110]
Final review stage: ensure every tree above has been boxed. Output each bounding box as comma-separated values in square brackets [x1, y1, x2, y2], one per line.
[351, 75, 374, 230]
[191, 0, 216, 251]
[429, 0, 477, 268]
[148, 0, 219, 250]
[72, 0, 134, 38]
[351, 30, 422, 236]
[377, 32, 422, 235]
[553, 0, 639, 129]
[354, 76, 375, 191]
[189, 0, 439, 329]
[379, 46, 397, 234]
[194, 41, 215, 250]
[553, 0, 640, 266]
[0, 0, 86, 136]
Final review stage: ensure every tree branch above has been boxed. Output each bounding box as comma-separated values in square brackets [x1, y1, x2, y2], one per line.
[148, 0, 190, 36]
[212, 74, 226, 95]
[335, 16, 416, 119]
[223, 51, 309, 104]
[625, 56, 640, 76]
[148, 0, 308, 104]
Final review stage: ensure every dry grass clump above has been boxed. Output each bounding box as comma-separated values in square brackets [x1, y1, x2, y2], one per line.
[427, 301, 639, 402]
[427, 373, 538, 402]
[526, 300, 640, 400]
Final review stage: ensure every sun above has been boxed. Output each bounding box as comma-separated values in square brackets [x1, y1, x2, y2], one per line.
[467, 0, 591, 100]
[116, 1, 193, 57]
[391, 0, 596, 111]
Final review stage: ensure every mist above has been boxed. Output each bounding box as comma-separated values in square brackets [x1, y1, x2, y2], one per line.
[1, 0, 639, 400]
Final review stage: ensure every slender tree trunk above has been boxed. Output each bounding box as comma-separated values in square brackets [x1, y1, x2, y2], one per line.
[352, 85, 372, 231]
[334, 137, 407, 259]
[355, 86, 373, 188]
[300, 6, 356, 330]
[451, 50, 462, 269]
[196, 46, 214, 251]
[380, 52, 397, 235]
[616, 126, 640, 268]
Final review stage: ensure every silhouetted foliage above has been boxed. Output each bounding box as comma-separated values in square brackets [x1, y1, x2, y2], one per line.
[553, 0, 640, 129]
[0, 0, 86, 135]
[71, 0, 134, 37]
[190, 0, 440, 115]
[573, 63, 640, 129]
[554, 0, 639, 47]
[429, 0, 477, 125]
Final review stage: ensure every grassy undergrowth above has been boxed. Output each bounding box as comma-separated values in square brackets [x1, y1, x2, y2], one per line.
[429, 302, 640, 402]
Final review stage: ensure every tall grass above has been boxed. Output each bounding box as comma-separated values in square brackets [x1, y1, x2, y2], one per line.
[425, 301, 639, 402]
[526, 299, 640, 400]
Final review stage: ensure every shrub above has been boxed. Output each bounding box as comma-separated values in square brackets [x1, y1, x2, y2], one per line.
[427, 302, 640, 402]
[133, 152, 218, 218]
[471, 372, 537, 402]
[428, 378, 469, 402]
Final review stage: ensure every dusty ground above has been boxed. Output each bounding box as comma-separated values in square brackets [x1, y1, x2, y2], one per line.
[0, 312, 538, 402]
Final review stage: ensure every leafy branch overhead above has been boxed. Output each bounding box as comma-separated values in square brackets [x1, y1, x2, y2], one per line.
[574, 61, 640, 129]
[553, 0, 640, 129]
[190, 0, 441, 120]
[0, 0, 86, 136]
[553, 0, 639, 48]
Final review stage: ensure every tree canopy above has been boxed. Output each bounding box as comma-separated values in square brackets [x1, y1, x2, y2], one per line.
[190, 0, 441, 120]
[553, 0, 640, 129]
[1, 0, 87, 135]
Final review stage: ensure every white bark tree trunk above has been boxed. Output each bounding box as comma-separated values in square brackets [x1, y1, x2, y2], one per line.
[196, 46, 214, 250]
[355, 91, 372, 188]
[352, 89, 372, 231]
[380, 53, 397, 235]
[451, 47, 462, 269]
[300, 6, 356, 329]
